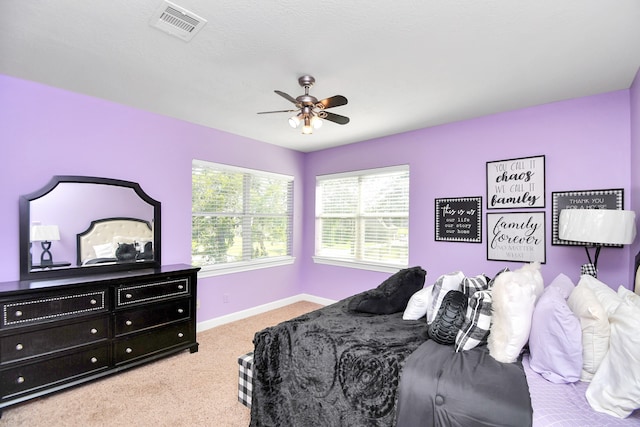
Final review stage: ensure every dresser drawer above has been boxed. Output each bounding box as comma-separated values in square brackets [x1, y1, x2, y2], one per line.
[115, 321, 193, 364]
[116, 278, 189, 307]
[1, 316, 109, 364]
[1, 344, 109, 398]
[1, 289, 108, 328]
[115, 298, 191, 337]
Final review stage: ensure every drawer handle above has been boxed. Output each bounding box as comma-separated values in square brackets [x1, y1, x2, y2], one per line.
[177, 308, 184, 314]
[91, 357, 98, 364]
[125, 347, 133, 354]
[15, 310, 23, 317]
[178, 332, 184, 338]
[125, 320, 133, 326]
[16, 343, 24, 351]
[17, 376, 25, 384]
[178, 285, 184, 290]
[90, 299, 97, 305]
[125, 293, 133, 299]
[90, 328, 98, 334]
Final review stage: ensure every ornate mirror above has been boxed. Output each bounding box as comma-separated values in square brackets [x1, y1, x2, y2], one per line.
[20, 176, 161, 280]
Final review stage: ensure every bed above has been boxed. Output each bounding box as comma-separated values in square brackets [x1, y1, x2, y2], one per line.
[76, 217, 154, 266]
[250, 265, 640, 426]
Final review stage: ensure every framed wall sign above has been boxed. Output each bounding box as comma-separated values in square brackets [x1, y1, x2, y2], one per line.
[487, 212, 546, 263]
[486, 155, 545, 209]
[435, 197, 482, 243]
[551, 188, 624, 246]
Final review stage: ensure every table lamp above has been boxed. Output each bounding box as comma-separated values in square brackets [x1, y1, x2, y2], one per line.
[31, 225, 61, 266]
[558, 209, 636, 278]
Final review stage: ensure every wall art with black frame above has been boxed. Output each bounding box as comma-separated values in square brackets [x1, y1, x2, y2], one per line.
[435, 197, 482, 243]
[551, 188, 624, 246]
[487, 211, 546, 263]
[486, 155, 545, 209]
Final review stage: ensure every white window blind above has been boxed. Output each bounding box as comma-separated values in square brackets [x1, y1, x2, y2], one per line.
[192, 160, 293, 272]
[315, 166, 409, 268]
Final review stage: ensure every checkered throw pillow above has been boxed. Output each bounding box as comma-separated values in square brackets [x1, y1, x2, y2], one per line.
[455, 290, 493, 352]
[581, 263, 598, 278]
[460, 274, 489, 298]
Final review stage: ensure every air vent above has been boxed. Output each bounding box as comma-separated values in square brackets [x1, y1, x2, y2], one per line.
[150, 1, 207, 42]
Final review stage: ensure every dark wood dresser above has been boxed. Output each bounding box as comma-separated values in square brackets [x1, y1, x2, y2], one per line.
[0, 263, 199, 416]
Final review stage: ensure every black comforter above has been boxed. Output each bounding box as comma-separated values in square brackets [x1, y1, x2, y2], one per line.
[251, 296, 428, 426]
[250, 296, 533, 427]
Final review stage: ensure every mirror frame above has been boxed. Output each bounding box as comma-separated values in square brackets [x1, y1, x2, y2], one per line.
[20, 175, 161, 280]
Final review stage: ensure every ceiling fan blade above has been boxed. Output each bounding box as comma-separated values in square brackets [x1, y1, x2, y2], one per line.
[257, 109, 298, 114]
[274, 90, 299, 105]
[323, 111, 350, 125]
[317, 95, 348, 109]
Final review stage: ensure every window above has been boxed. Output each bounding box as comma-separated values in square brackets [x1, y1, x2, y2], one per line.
[192, 160, 294, 275]
[315, 165, 409, 271]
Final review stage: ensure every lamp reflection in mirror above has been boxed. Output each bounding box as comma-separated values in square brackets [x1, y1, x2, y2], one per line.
[31, 225, 60, 266]
[559, 209, 637, 278]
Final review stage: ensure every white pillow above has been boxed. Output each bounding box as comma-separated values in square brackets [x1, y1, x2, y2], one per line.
[618, 286, 640, 309]
[578, 274, 623, 316]
[427, 271, 464, 324]
[403, 284, 434, 320]
[586, 289, 640, 418]
[567, 282, 610, 382]
[488, 263, 541, 363]
[93, 243, 115, 258]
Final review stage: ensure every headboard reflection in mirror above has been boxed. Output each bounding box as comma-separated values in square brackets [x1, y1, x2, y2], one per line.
[77, 217, 154, 266]
[20, 176, 161, 280]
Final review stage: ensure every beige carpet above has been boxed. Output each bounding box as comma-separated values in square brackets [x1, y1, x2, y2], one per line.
[0, 301, 322, 427]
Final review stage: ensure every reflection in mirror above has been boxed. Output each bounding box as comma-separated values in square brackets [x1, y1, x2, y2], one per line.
[20, 176, 161, 280]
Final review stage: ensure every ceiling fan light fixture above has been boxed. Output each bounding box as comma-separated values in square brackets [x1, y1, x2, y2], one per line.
[288, 115, 301, 128]
[302, 116, 313, 134]
[257, 75, 349, 136]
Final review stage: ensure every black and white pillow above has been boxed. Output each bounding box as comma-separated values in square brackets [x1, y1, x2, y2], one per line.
[427, 271, 465, 324]
[455, 290, 493, 352]
[460, 274, 489, 298]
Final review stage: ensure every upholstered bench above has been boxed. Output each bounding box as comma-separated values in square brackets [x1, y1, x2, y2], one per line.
[237, 352, 254, 408]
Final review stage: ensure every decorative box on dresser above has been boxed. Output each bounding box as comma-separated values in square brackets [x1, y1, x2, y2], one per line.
[0, 263, 199, 416]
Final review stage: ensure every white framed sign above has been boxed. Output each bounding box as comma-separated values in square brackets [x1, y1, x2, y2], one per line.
[487, 212, 546, 263]
[486, 155, 545, 209]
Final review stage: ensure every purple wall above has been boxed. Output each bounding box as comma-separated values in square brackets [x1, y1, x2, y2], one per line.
[1, 72, 638, 325]
[302, 90, 634, 301]
[630, 67, 640, 287]
[0, 75, 305, 323]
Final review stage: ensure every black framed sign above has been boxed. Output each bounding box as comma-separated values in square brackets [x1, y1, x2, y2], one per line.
[486, 155, 545, 209]
[551, 188, 624, 246]
[435, 197, 482, 243]
[487, 211, 546, 263]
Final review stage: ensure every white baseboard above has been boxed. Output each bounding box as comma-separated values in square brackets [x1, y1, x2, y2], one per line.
[196, 293, 336, 332]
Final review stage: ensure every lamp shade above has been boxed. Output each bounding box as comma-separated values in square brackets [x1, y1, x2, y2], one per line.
[559, 209, 637, 245]
[31, 225, 60, 242]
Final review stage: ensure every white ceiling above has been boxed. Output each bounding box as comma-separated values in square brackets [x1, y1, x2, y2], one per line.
[1, 1, 639, 153]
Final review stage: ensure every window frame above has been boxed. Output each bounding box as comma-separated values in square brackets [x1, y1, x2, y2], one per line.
[192, 160, 294, 277]
[313, 165, 410, 273]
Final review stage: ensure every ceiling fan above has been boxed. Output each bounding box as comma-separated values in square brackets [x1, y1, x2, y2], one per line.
[257, 75, 349, 134]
